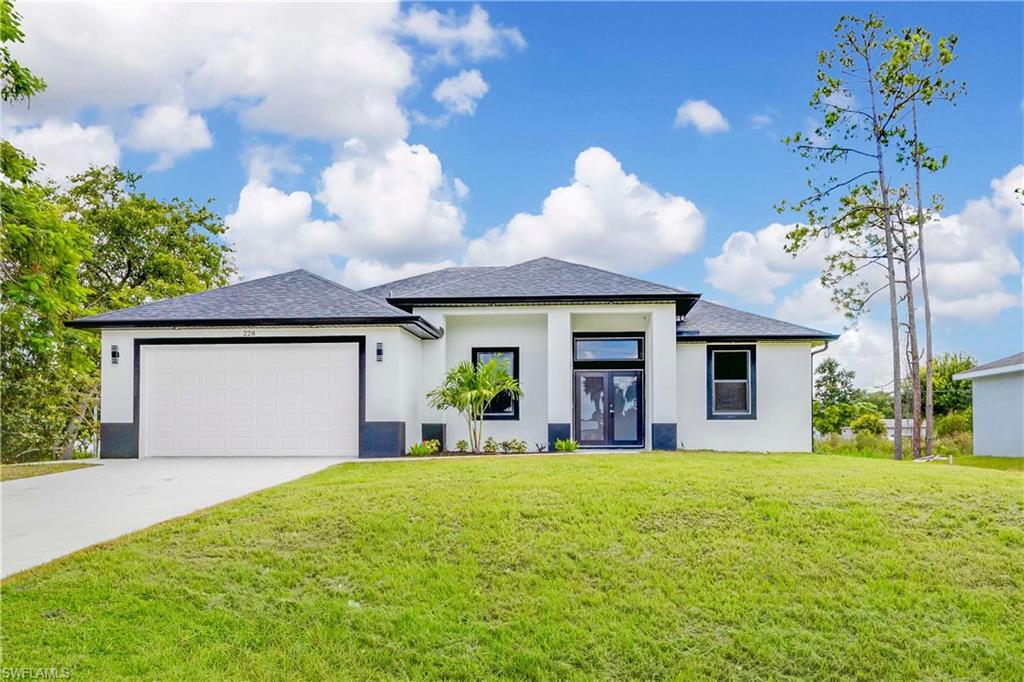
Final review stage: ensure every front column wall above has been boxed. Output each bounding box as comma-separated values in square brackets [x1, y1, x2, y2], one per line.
[649, 306, 678, 449]
[547, 310, 572, 448]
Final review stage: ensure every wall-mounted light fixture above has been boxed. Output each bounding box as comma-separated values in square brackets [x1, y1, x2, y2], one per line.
[111, 344, 120, 365]
[376, 342, 384, 363]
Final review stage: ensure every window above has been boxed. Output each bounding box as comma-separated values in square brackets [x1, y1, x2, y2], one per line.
[707, 346, 756, 419]
[472, 347, 519, 420]
[574, 337, 643, 361]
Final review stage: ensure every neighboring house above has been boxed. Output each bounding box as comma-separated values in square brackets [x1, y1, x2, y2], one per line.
[67, 257, 836, 458]
[840, 419, 927, 442]
[954, 353, 1024, 458]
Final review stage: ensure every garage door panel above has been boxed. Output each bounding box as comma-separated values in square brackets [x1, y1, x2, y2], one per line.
[141, 342, 359, 457]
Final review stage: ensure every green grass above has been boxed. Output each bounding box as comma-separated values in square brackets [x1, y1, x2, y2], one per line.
[942, 454, 1024, 472]
[2, 452, 1022, 679]
[0, 462, 97, 481]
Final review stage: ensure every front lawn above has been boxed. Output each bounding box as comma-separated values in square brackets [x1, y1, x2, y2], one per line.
[2, 453, 1022, 679]
[942, 454, 1024, 472]
[1, 462, 97, 482]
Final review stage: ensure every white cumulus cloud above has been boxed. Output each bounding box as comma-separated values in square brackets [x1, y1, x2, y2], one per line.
[401, 4, 526, 63]
[705, 223, 837, 304]
[466, 147, 704, 272]
[124, 104, 212, 170]
[318, 142, 466, 265]
[224, 180, 344, 281]
[673, 99, 730, 135]
[433, 69, 489, 116]
[6, 119, 119, 184]
[340, 258, 458, 290]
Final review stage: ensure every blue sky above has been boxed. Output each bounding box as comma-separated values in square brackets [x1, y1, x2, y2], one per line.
[9, 2, 1023, 387]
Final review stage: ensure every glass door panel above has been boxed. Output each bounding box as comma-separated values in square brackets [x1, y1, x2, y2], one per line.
[575, 372, 607, 444]
[611, 372, 641, 445]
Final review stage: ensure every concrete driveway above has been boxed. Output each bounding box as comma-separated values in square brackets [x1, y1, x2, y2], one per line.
[1, 458, 342, 578]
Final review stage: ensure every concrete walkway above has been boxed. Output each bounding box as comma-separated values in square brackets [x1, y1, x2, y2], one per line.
[1, 458, 341, 578]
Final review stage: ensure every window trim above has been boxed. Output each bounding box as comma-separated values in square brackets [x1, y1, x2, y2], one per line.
[472, 346, 520, 421]
[706, 345, 757, 420]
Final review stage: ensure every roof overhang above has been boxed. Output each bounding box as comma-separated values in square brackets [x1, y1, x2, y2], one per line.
[389, 294, 700, 316]
[65, 316, 444, 340]
[953, 363, 1024, 381]
[676, 334, 839, 343]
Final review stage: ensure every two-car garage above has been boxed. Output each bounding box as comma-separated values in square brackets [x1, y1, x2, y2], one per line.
[138, 342, 360, 458]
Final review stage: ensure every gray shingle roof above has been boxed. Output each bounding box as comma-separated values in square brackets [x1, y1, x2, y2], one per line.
[677, 300, 837, 340]
[67, 270, 429, 329]
[361, 266, 500, 299]
[955, 352, 1024, 378]
[385, 257, 694, 304]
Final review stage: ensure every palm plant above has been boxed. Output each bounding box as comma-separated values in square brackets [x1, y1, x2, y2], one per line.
[426, 358, 523, 453]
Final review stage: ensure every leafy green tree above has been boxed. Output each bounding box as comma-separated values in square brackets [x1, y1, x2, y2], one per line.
[814, 358, 860, 407]
[1, 0, 45, 102]
[851, 412, 886, 436]
[427, 358, 523, 453]
[1, 1, 92, 461]
[927, 352, 974, 416]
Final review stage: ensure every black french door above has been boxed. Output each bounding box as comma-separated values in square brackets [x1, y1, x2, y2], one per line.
[573, 370, 643, 447]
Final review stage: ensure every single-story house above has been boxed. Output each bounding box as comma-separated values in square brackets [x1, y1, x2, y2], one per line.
[67, 257, 836, 458]
[953, 352, 1024, 458]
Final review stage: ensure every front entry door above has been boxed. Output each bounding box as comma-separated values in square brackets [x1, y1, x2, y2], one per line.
[574, 370, 643, 447]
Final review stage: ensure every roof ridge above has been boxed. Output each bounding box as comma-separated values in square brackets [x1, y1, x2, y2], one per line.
[298, 269, 410, 316]
[364, 265, 498, 296]
[73, 270, 303, 320]
[692, 299, 834, 335]
[536, 256, 689, 294]
[395, 261, 523, 296]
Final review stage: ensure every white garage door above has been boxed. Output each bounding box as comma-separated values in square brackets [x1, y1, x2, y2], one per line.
[140, 343, 359, 457]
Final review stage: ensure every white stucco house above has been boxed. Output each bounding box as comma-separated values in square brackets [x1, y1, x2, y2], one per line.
[68, 258, 836, 458]
[954, 353, 1024, 458]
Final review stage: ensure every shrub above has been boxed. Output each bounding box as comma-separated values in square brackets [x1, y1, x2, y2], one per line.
[936, 412, 971, 437]
[935, 432, 973, 457]
[850, 412, 885, 436]
[483, 436, 499, 453]
[815, 432, 892, 459]
[535, 442, 548, 453]
[408, 439, 440, 457]
[455, 439, 469, 453]
[506, 438, 528, 454]
[554, 438, 578, 453]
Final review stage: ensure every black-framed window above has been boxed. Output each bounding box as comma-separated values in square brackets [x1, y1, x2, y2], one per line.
[574, 336, 644, 362]
[707, 345, 757, 419]
[472, 347, 519, 420]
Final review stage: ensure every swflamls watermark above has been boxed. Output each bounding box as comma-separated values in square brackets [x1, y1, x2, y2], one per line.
[0, 668, 72, 680]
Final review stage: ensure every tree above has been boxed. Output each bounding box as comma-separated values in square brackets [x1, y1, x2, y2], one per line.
[886, 27, 963, 458]
[0, 0, 91, 461]
[851, 412, 886, 436]
[781, 14, 953, 460]
[426, 358, 523, 453]
[1, 0, 45, 102]
[928, 352, 975, 416]
[780, 14, 909, 459]
[814, 358, 859, 407]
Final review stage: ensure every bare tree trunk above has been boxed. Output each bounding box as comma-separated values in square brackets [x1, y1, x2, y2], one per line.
[898, 221, 922, 459]
[60, 394, 93, 460]
[912, 100, 936, 458]
[866, 54, 904, 460]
